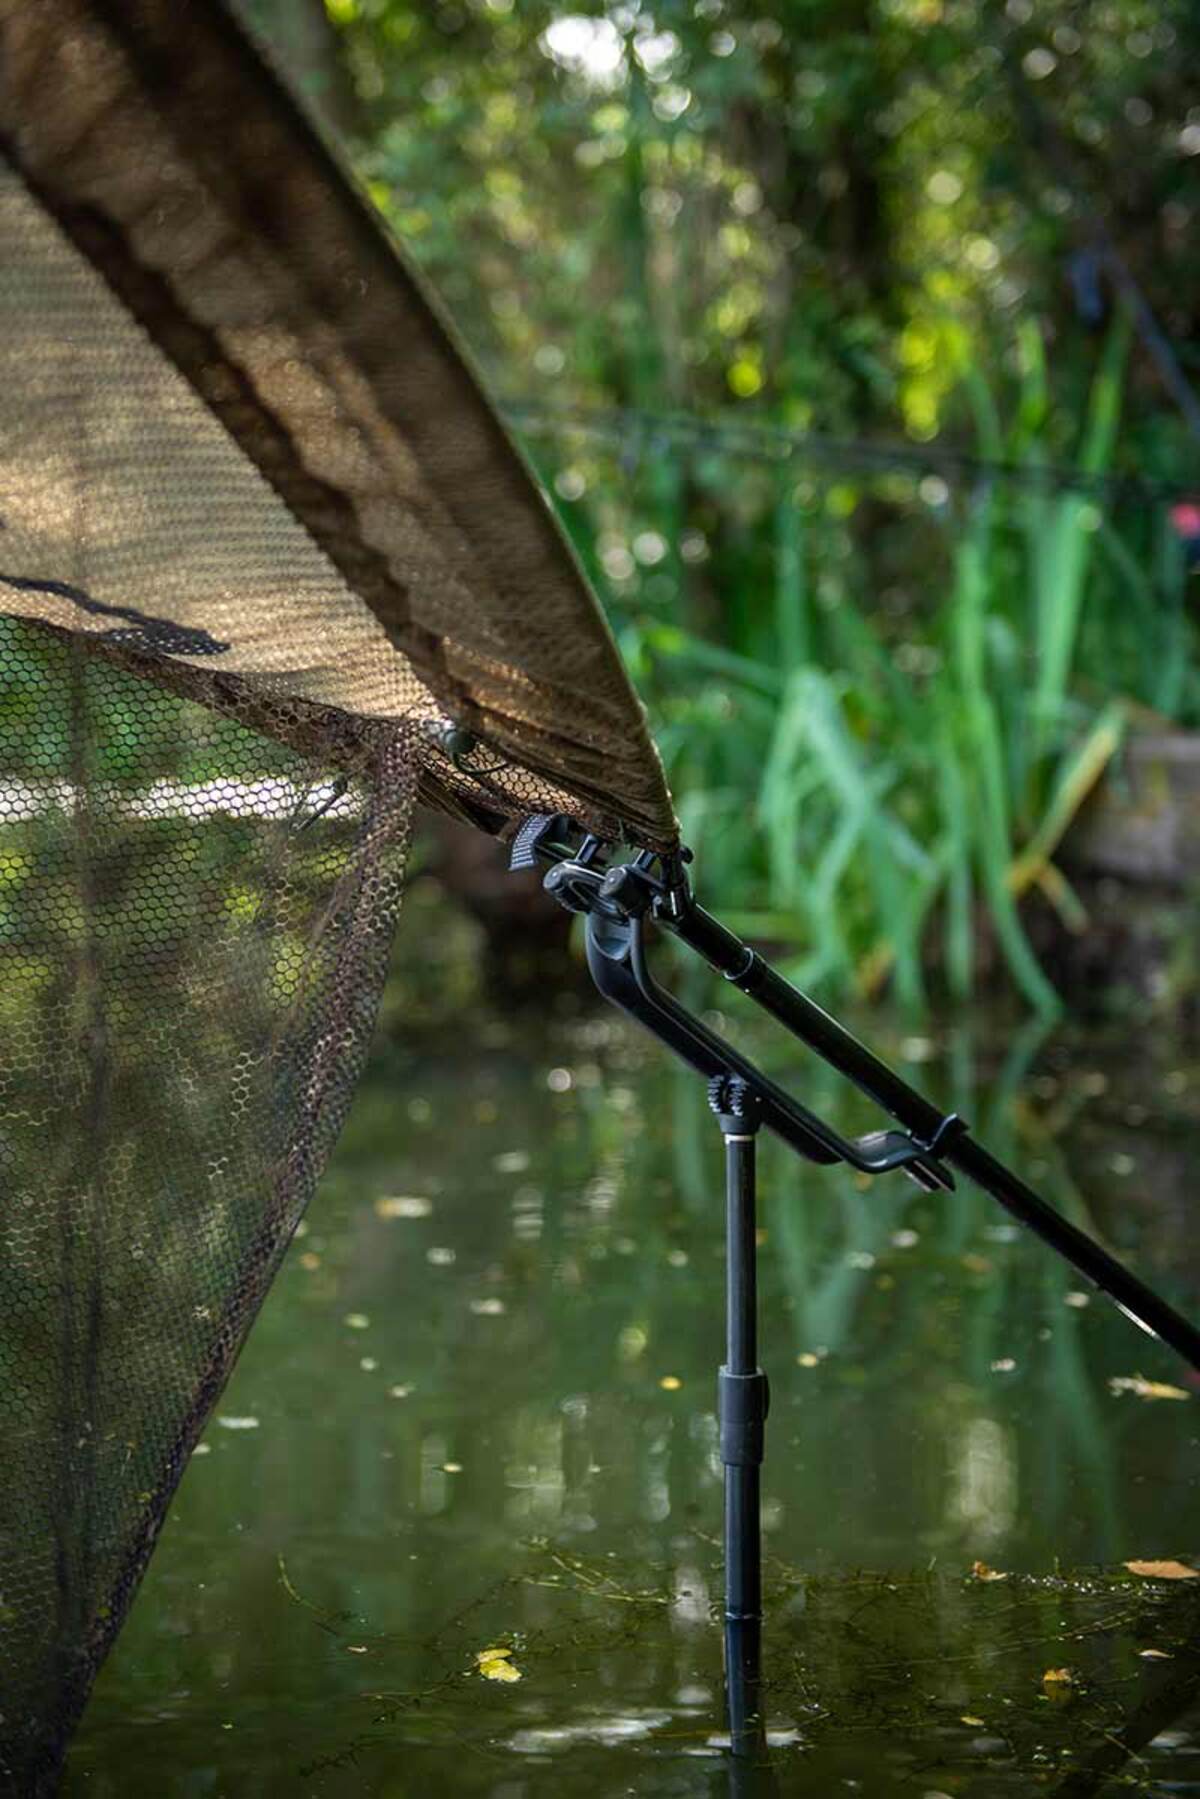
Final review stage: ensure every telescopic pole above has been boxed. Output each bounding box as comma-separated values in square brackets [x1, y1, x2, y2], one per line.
[709, 1074, 769, 1760]
[522, 817, 1200, 1776]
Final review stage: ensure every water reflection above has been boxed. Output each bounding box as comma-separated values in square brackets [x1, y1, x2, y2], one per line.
[67, 1000, 1200, 1795]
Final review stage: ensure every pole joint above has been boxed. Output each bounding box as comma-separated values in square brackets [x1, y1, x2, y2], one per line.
[718, 1367, 769, 1466]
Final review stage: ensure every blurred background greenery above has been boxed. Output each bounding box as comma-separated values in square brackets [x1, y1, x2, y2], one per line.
[247, 0, 1200, 1018]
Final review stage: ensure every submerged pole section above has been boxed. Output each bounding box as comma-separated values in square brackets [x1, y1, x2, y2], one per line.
[709, 1074, 769, 1759]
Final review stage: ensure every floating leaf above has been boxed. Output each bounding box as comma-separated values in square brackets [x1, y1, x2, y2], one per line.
[1042, 1667, 1075, 1703]
[961, 1714, 985, 1726]
[475, 1645, 522, 1683]
[659, 1375, 682, 1391]
[1109, 1374, 1190, 1403]
[480, 1658, 521, 1683]
[1124, 1560, 1200, 1580]
[1139, 1649, 1173, 1659]
[970, 1560, 1008, 1582]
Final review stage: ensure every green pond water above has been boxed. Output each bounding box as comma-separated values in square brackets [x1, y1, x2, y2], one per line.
[65, 978, 1200, 1797]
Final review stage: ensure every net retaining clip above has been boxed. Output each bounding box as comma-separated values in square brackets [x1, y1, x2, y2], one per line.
[910, 1111, 968, 1162]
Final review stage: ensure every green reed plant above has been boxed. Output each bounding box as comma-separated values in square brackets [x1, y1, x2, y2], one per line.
[526, 316, 1198, 1015]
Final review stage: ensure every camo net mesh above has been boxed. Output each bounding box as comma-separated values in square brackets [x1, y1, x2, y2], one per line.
[0, 1, 675, 1789]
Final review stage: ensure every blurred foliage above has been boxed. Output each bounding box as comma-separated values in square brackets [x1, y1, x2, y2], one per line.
[247, 0, 1200, 1011]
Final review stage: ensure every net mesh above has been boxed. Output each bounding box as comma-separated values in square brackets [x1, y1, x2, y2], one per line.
[0, 620, 416, 1792]
[0, 0, 676, 1788]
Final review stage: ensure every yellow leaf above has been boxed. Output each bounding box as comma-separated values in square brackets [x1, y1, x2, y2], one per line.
[970, 1560, 1008, 1582]
[1109, 1374, 1190, 1402]
[475, 1646, 513, 1663]
[961, 1714, 985, 1726]
[1042, 1667, 1074, 1703]
[478, 1655, 522, 1683]
[659, 1375, 682, 1391]
[1124, 1560, 1200, 1580]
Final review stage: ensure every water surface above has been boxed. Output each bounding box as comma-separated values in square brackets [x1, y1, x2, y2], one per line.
[67, 986, 1200, 1796]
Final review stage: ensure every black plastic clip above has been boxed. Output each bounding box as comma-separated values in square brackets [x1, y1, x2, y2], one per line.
[542, 834, 609, 914]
